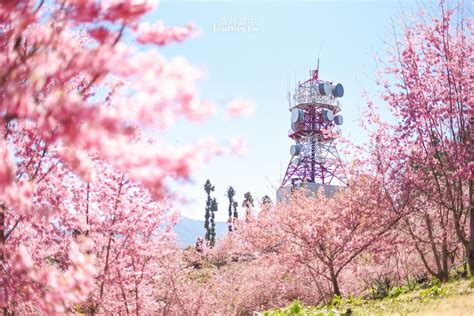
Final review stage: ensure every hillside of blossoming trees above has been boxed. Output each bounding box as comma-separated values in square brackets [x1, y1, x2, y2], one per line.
[0, 0, 472, 314]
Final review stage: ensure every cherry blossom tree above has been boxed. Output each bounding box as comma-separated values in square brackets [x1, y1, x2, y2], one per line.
[70, 164, 179, 314]
[0, 0, 221, 313]
[202, 167, 409, 305]
[372, 0, 472, 275]
[272, 175, 408, 297]
[361, 111, 462, 282]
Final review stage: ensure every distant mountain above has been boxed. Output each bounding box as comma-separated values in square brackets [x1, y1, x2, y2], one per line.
[174, 217, 228, 247]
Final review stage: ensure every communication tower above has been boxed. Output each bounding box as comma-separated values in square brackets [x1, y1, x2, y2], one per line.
[277, 61, 346, 201]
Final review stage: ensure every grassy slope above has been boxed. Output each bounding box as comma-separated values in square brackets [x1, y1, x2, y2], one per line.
[263, 279, 474, 316]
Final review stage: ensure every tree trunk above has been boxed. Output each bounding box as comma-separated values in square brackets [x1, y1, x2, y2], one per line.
[469, 177, 474, 276]
[469, 101, 474, 276]
[329, 264, 341, 297]
[1, 204, 8, 315]
[440, 239, 449, 282]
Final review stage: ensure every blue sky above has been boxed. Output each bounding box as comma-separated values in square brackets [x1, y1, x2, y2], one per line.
[145, 0, 471, 221]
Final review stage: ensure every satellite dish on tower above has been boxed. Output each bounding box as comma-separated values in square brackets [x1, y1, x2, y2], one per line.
[318, 82, 331, 96]
[331, 83, 344, 98]
[323, 109, 334, 122]
[290, 144, 301, 156]
[334, 115, 343, 125]
[291, 121, 304, 132]
[291, 108, 304, 123]
[291, 122, 297, 132]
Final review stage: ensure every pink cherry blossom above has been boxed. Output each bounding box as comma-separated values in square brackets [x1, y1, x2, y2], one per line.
[229, 138, 248, 156]
[135, 21, 196, 46]
[225, 97, 256, 118]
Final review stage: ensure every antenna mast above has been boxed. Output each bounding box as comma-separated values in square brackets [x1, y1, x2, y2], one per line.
[277, 60, 346, 201]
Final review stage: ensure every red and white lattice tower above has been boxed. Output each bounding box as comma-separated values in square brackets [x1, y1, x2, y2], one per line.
[277, 62, 346, 201]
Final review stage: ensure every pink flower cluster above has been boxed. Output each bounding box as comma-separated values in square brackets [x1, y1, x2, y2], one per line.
[136, 21, 196, 46]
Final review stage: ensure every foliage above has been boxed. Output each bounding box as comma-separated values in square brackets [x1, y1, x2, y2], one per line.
[419, 284, 446, 299]
[368, 275, 392, 299]
[265, 278, 474, 315]
[388, 286, 406, 299]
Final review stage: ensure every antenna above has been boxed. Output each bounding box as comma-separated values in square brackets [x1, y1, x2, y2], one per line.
[315, 41, 323, 80]
[317, 41, 323, 60]
[312, 57, 320, 80]
[287, 72, 290, 93]
[294, 71, 296, 91]
[287, 72, 291, 107]
[316, 58, 320, 77]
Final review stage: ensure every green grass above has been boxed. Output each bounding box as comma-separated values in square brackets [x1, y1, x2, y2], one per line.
[262, 278, 474, 316]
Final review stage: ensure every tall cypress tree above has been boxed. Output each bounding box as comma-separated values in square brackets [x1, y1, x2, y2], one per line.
[226, 186, 236, 232]
[204, 179, 215, 243]
[230, 200, 239, 231]
[261, 195, 272, 205]
[242, 192, 254, 222]
[242, 192, 254, 208]
[210, 197, 218, 247]
[232, 201, 239, 219]
[261, 195, 273, 213]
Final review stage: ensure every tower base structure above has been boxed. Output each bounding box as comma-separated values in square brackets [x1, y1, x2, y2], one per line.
[276, 182, 341, 203]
